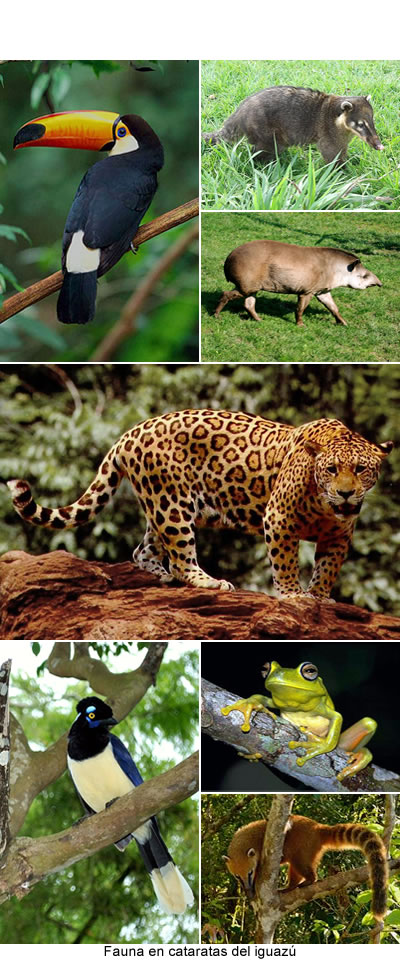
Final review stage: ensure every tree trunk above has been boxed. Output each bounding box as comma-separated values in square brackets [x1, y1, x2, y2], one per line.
[0, 660, 11, 858]
[1, 550, 399, 640]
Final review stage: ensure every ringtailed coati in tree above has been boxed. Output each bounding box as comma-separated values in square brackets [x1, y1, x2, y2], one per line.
[203, 86, 384, 165]
[224, 814, 388, 922]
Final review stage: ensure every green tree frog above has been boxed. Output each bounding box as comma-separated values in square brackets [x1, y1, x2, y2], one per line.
[221, 661, 376, 781]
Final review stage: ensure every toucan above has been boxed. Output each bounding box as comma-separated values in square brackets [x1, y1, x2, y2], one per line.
[67, 696, 194, 915]
[14, 110, 164, 324]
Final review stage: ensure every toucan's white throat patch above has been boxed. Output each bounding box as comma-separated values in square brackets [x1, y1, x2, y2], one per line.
[110, 132, 139, 155]
[66, 231, 100, 273]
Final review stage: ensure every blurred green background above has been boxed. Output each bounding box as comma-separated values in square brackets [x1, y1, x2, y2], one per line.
[0, 61, 199, 361]
[1, 361, 399, 613]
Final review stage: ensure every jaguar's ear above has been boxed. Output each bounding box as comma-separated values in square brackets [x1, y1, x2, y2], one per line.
[378, 440, 394, 458]
[303, 439, 324, 457]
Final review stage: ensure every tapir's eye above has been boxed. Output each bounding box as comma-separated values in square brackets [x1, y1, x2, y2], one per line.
[326, 465, 337, 475]
[117, 126, 127, 138]
[88, 711, 95, 719]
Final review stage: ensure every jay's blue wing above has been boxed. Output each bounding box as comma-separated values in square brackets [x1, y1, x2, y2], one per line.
[110, 733, 144, 787]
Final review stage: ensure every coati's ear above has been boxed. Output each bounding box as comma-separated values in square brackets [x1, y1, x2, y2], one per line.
[222, 855, 229, 862]
[304, 439, 324, 457]
[247, 848, 256, 858]
[340, 100, 353, 112]
[378, 440, 394, 457]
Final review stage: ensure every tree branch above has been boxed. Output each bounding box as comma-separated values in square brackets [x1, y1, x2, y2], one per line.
[0, 751, 199, 904]
[0, 197, 199, 325]
[91, 222, 198, 361]
[278, 857, 400, 914]
[201, 679, 400, 792]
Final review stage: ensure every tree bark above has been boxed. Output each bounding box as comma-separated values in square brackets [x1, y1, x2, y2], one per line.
[254, 795, 294, 943]
[1, 550, 400, 640]
[202, 679, 400, 792]
[0, 660, 11, 858]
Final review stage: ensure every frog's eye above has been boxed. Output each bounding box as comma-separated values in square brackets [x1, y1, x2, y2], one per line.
[299, 662, 318, 681]
[261, 661, 272, 679]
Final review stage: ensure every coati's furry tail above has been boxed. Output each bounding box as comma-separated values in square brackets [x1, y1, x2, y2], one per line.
[319, 822, 388, 919]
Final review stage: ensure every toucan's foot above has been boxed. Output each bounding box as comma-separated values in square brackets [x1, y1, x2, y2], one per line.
[73, 814, 91, 825]
[105, 797, 120, 809]
[130, 243, 138, 255]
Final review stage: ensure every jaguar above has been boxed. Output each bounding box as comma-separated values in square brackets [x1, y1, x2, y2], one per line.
[7, 410, 393, 600]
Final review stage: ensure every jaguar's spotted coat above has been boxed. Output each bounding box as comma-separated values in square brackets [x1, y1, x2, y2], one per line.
[7, 410, 393, 599]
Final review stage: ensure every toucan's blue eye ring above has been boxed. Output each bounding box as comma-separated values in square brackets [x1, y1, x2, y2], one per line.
[117, 127, 127, 138]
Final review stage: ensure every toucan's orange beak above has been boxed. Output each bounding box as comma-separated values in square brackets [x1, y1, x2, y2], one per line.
[13, 110, 120, 151]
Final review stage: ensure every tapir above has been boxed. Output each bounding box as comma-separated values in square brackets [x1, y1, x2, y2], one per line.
[214, 239, 382, 326]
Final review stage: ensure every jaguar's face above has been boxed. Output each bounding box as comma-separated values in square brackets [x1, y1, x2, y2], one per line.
[305, 436, 393, 519]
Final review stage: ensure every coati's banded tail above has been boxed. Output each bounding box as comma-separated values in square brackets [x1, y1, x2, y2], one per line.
[7, 444, 123, 529]
[317, 821, 388, 920]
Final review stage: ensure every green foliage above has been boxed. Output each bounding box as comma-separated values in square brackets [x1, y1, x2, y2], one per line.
[1, 645, 198, 944]
[202, 60, 400, 211]
[0, 60, 198, 361]
[201, 794, 400, 944]
[201, 211, 400, 363]
[1, 362, 399, 612]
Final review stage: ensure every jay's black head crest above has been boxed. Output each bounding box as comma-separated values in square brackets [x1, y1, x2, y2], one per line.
[76, 696, 116, 723]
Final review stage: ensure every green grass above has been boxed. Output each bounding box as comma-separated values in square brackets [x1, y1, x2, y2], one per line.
[202, 60, 400, 211]
[201, 211, 400, 362]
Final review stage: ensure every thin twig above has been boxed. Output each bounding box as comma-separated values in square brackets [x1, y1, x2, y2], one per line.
[91, 221, 198, 361]
[0, 197, 199, 325]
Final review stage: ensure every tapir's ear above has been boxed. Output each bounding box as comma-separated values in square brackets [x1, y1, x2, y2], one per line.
[378, 440, 394, 457]
[347, 260, 361, 272]
[304, 439, 324, 457]
[340, 100, 353, 111]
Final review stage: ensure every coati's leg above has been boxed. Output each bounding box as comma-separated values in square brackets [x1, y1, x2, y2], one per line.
[316, 134, 349, 165]
[132, 526, 172, 582]
[215, 288, 242, 317]
[295, 294, 313, 326]
[315, 292, 348, 325]
[251, 141, 277, 164]
[282, 863, 317, 891]
[243, 295, 263, 322]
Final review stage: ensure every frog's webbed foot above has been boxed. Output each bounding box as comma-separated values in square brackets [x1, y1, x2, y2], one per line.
[221, 695, 276, 733]
[337, 748, 373, 782]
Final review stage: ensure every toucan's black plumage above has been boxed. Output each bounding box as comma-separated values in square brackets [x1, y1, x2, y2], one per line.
[67, 696, 194, 915]
[58, 115, 164, 324]
[14, 110, 164, 325]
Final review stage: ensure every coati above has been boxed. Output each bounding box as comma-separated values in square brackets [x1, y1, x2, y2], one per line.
[203, 85, 384, 165]
[224, 814, 388, 922]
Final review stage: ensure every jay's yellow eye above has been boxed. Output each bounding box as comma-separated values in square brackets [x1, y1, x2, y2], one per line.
[88, 712, 95, 719]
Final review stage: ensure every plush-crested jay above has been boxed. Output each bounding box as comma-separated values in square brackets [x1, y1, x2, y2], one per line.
[67, 696, 194, 915]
